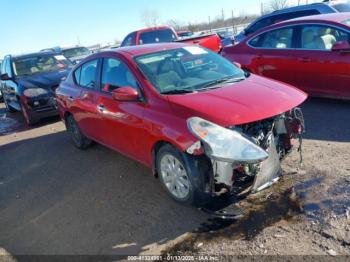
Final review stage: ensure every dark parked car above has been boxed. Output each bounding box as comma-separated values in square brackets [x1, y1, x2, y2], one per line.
[235, 1, 350, 43]
[222, 13, 350, 100]
[56, 43, 306, 207]
[0, 52, 72, 125]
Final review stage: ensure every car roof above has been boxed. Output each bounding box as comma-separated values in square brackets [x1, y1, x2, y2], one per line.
[136, 26, 172, 33]
[61, 46, 87, 51]
[11, 51, 57, 59]
[254, 2, 334, 21]
[114, 42, 191, 56]
[283, 11, 350, 23]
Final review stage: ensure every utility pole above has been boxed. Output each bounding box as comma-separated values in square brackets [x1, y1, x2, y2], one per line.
[232, 9, 235, 33]
[208, 16, 211, 32]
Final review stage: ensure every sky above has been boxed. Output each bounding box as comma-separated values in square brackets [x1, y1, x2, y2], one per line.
[0, 0, 314, 57]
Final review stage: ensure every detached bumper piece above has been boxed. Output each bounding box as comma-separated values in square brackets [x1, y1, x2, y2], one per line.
[251, 136, 281, 193]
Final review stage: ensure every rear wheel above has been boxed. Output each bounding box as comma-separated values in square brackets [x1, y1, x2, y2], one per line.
[66, 114, 92, 150]
[20, 100, 38, 126]
[156, 144, 211, 207]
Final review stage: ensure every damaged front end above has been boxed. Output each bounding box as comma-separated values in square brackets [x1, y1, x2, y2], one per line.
[187, 108, 305, 197]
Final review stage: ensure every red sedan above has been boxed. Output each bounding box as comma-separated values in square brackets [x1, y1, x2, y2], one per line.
[222, 13, 350, 100]
[56, 43, 307, 207]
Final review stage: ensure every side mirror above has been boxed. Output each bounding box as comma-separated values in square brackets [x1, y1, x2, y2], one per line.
[0, 73, 13, 81]
[331, 41, 350, 52]
[111, 87, 139, 102]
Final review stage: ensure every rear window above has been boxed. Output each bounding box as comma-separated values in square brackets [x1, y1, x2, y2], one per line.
[138, 29, 177, 45]
[332, 3, 350, 12]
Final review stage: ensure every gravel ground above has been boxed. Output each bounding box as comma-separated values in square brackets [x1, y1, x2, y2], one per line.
[0, 98, 349, 260]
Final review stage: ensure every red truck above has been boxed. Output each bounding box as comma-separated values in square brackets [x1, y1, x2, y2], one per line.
[120, 26, 222, 53]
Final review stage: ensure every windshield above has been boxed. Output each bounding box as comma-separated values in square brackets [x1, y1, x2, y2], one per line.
[332, 3, 350, 12]
[13, 54, 72, 77]
[139, 29, 177, 45]
[135, 46, 246, 94]
[178, 32, 193, 37]
[62, 47, 90, 58]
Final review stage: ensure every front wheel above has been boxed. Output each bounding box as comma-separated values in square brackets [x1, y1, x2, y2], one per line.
[156, 144, 211, 207]
[66, 114, 92, 150]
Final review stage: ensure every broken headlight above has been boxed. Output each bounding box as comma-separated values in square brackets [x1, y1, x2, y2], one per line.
[23, 88, 49, 98]
[187, 117, 268, 163]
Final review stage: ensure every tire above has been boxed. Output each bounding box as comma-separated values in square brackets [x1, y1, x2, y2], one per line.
[20, 100, 38, 126]
[66, 114, 92, 150]
[4, 97, 16, 113]
[156, 144, 212, 207]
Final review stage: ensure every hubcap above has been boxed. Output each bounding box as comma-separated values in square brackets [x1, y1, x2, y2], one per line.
[160, 154, 190, 200]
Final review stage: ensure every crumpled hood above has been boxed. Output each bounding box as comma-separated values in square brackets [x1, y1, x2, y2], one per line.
[167, 74, 307, 126]
[17, 69, 70, 90]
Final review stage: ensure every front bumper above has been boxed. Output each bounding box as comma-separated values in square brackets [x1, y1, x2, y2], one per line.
[24, 96, 58, 120]
[198, 108, 305, 197]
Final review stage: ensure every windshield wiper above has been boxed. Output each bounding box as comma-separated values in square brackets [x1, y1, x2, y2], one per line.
[161, 89, 194, 95]
[198, 76, 246, 91]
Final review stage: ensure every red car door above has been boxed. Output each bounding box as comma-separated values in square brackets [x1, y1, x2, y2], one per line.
[95, 57, 148, 164]
[71, 59, 103, 141]
[242, 26, 300, 87]
[291, 24, 350, 98]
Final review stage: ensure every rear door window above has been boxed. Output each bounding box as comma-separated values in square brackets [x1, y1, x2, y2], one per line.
[101, 58, 138, 92]
[249, 27, 294, 49]
[75, 59, 98, 89]
[300, 25, 350, 50]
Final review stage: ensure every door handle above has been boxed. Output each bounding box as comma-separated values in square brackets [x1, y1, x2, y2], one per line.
[97, 105, 105, 113]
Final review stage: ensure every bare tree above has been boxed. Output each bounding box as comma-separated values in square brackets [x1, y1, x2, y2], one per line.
[166, 19, 184, 31]
[269, 0, 289, 11]
[140, 9, 161, 27]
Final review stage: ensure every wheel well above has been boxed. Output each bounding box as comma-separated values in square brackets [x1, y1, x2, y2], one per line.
[63, 111, 72, 127]
[151, 140, 173, 178]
